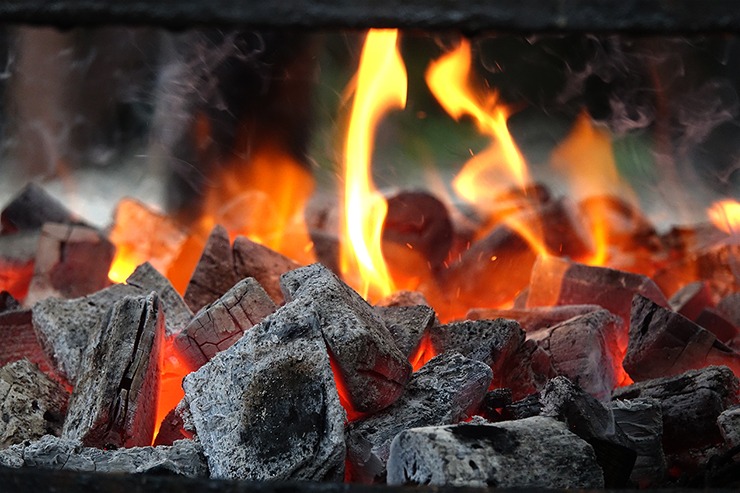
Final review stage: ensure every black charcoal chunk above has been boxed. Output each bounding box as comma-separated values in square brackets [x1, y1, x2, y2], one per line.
[0, 360, 69, 448]
[0, 435, 207, 477]
[625, 294, 740, 381]
[1, 183, 79, 234]
[0, 291, 21, 313]
[613, 365, 740, 453]
[281, 263, 412, 413]
[62, 293, 164, 448]
[609, 398, 667, 486]
[501, 393, 543, 420]
[387, 417, 604, 488]
[483, 388, 513, 409]
[345, 352, 492, 484]
[467, 305, 601, 332]
[174, 277, 276, 370]
[717, 405, 740, 448]
[374, 305, 435, 358]
[182, 297, 345, 481]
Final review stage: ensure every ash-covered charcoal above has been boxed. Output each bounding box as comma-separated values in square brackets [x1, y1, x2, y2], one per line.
[376, 290, 429, 308]
[669, 281, 714, 322]
[466, 305, 601, 332]
[281, 263, 412, 414]
[526, 255, 669, 324]
[696, 308, 739, 344]
[613, 366, 740, 454]
[624, 294, 740, 381]
[429, 319, 524, 379]
[717, 405, 740, 448]
[63, 293, 164, 449]
[528, 309, 625, 398]
[609, 398, 667, 486]
[182, 297, 345, 481]
[25, 223, 115, 306]
[0, 360, 69, 448]
[183, 225, 237, 313]
[386, 417, 604, 488]
[0, 435, 207, 477]
[126, 262, 193, 338]
[0, 308, 64, 384]
[174, 277, 276, 370]
[0, 183, 80, 234]
[539, 377, 636, 488]
[0, 291, 21, 313]
[233, 236, 300, 305]
[345, 352, 492, 484]
[0, 230, 41, 300]
[374, 305, 436, 358]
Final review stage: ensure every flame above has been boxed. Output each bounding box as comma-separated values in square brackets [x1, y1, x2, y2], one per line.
[409, 332, 436, 371]
[339, 29, 407, 301]
[709, 199, 740, 235]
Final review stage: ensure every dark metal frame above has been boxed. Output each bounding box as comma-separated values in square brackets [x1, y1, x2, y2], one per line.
[0, 0, 739, 32]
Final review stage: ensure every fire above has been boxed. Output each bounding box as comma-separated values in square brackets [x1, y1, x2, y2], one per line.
[153, 339, 192, 441]
[339, 29, 407, 301]
[709, 199, 740, 235]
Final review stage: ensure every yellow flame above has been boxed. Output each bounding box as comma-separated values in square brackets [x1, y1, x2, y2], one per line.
[340, 29, 407, 301]
[709, 199, 740, 235]
[426, 39, 529, 201]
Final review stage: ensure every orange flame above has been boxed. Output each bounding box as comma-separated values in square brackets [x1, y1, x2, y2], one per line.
[340, 29, 407, 301]
[153, 339, 192, 442]
[709, 199, 740, 235]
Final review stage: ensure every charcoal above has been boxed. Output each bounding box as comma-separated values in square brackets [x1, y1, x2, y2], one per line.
[0, 183, 78, 234]
[182, 296, 345, 481]
[501, 393, 543, 420]
[386, 417, 604, 488]
[429, 319, 524, 379]
[613, 365, 740, 453]
[539, 377, 636, 488]
[718, 293, 740, 328]
[0, 291, 21, 313]
[153, 407, 187, 447]
[126, 262, 192, 338]
[467, 304, 601, 332]
[63, 293, 164, 449]
[717, 405, 740, 448]
[174, 277, 276, 370]
[0, 309, 63, 384]
[0, 230, 41, 300]
[0, 360, 69, 448]
[0, 435, 207, 477]
[669, 281, 714, 321]
[233, 235, 300, 305]
[609, 398, 666, 486]
[183, 225, 236, 313]
[281, 263, 412, 413]
[625, 294, 740, 381]
[696, 308, 739, 344]
[498, 338, 555, 400]
[527, 255, 669, 324]
[483, 388, 513, 409]
[345, 352, 492, 483]
[25, 223, 115, 306]
[307, 230, 341, 275]
[528, 309, 625, 398]
[376, 290, 429, 307]
[375, 305, 435, 358]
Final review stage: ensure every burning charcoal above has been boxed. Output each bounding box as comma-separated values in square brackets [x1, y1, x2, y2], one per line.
[25, 223, 115, 306]
[0, 183, 79, 234]
[528, 309, 625, 398]
[345, 352, 492, 483]
[174, 277, 276, 370]
[153, 406, 187, 447]
[281, 263, 412, 413]
[696, 308, 739, 344]
[539, 377, 636, 488]
[609, 398, 667, 487]
[718, 405, 740, 448]
[430, 319, 524, 382]
[467, 304, 601, 332]
[376, 290, 429, 307]
[183, 225, 237, 313]
[501, 393, 543, 420]
[479, 388, 512, 421]
[386, 417, 604, 488]
[498, 338, 555, 400]
[126, 262, 193, 338]
[182, 297, 345, 481]
[669, 281, 714, 321]
[0, 309, 64, 384]
[0, 359, 69, 448]
[526, 255, 669, 324]
[718, 293, 740, 328]
[613, 365, 740, 453]
[654, 243, 740, 300]
[233, 235, 300, 305]
[0, 435, 207, 477]
[374, 305, 435, 358]
[63, 293, 164, 448]
[0, 230, 41, 300]
[624, 294, 740, 381]
[0, 291, 21, 313]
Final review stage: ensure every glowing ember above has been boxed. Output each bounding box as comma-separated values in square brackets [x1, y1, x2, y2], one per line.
[153, 339, 192, 442]
[709, 199, 740, 235]
[340, 29, 407, 301]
